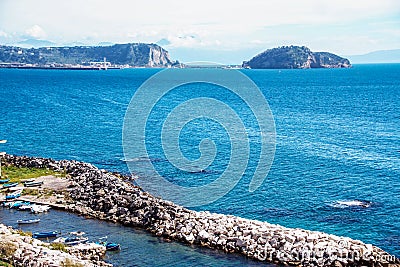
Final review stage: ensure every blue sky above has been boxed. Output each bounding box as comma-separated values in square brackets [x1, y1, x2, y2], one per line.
[0, 0, 399, 63]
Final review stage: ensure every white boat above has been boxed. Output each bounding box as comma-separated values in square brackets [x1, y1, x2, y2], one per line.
[53, 234, 89, 246]
[17, 218, 40, 224]
[30, 204, 51, 213]
[18, 204, 32, 211]
[24, 181, 44, 187]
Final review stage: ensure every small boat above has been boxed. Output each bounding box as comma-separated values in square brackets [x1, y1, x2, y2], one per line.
[5, 191, 22, 200]
[24, 181, 44, 187]
[53, 231, 88, 246]
[97, 237, 120, 251]
[69, 231, 85, 236]
[3, 201, 16, 208]
[53, 236, 89, 246]
[9, 201, 30, 209]
[0, 179, 10, 184]
[21, 178, 35, 183]
[30, 204, 51, 213]
[105, 242, 121, 251]
[17, 218, 40, 224]
[33, 231, 58, 238]
[2, 182, 19, 188]
[18, 204, 32, 211]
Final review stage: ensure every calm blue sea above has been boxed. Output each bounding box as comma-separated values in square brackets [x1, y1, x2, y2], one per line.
[0, 65, 399, 266]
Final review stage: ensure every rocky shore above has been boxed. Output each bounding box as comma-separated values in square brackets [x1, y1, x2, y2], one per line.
[2, 155, 400, 267]
[0, 223, 111, 267]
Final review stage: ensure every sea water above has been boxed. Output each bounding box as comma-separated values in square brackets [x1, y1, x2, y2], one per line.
[0, 64, 399, 266]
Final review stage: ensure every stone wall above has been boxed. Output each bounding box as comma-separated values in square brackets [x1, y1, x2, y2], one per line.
[3, 155, 399, 267]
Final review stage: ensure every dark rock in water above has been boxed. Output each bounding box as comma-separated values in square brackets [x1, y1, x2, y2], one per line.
[242, 45, 351, 69]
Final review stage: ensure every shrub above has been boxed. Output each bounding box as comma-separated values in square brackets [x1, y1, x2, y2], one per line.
[0, 242, 17, 263]
[61, 258, 84, 267]
[50, 242, 68, 252]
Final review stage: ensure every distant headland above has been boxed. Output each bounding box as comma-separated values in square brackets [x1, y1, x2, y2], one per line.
[242, 46, 351, 69]
[0, 43, 180, 69]
[0, 43, 351, 69]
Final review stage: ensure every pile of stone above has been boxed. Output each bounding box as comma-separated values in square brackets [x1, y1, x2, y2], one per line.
[0, 223, 111, 267]
[3, 155, 400, 267]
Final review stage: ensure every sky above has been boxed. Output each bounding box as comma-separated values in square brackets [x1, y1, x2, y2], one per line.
[0, 0, 399, 64]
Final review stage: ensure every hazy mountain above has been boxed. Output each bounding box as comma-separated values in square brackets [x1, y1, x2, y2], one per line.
[156, 38, 171, 46]
[346, 49, 400, 63]
[17, 39, 56, 48]
[98, 42, 115, 46]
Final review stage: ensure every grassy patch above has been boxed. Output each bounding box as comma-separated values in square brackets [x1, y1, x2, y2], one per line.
[0, 260, 13, 267]
[61, 258, 84, 267]
[50, 242, 68, 252]
[22, 188, 39, 196]
[14, 229, 32, 237]
[1, 165, 63, 182]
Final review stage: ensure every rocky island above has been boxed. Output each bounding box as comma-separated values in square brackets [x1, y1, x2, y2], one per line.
[0, 43, 177, 69]
[242, 46, 351, 69]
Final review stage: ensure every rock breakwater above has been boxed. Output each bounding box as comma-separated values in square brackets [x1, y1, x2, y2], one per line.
[3, 155, 399, 267]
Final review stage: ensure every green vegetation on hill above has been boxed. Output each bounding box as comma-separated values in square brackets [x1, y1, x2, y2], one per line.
[0, 43, 176, 67]
[243, 45, 351, 69]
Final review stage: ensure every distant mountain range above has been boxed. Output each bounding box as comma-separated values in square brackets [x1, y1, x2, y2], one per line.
[17, 39, 56, 48]
[346, 49, 400, 64]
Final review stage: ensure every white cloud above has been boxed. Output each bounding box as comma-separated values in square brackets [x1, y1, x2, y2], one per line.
[25, 25, 46, 39]
[0, 0, 398, 56]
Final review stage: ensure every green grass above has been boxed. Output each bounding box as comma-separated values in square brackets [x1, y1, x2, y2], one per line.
[1, 166, 62, 182]
[50, 242, 68, 252]
[61, 258, 84, 267]
[0, 260, 13, 267]
[21, 188, 39, 196]
[14, 229, 32, 237]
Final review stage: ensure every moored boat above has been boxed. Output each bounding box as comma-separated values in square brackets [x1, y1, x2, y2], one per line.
[24, 181, 44, 187]
[32, 231, 58, 238]
[17, 218, 40, 224]
[5, 190, 22, 200]
[97, 236, 121, 251]
[9, 201, 30, 209]
[105, 242, 121, 251]
[2, 182, 19, 188]
[0, 179, 10, 184]
[53, 236, 89, 246]
[3, 201, 16, 208]
[30, 204, 51, 213]
[20, 178, 35, 183]
[18, 204, 32, 211]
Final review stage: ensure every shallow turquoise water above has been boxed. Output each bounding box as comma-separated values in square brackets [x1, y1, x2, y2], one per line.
[0, 65, 399, 265]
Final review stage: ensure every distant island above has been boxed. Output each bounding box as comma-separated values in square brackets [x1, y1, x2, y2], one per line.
[242, 46, 351, 69]
[0, 43, 179, 69]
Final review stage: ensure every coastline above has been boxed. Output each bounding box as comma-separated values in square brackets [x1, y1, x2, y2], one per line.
[0, 223, 111, 267]
[1, 154, 399, 267]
